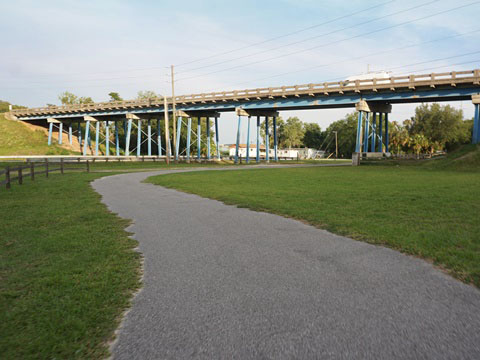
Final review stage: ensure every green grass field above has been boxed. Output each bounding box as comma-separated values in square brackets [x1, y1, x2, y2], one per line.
[0, 172, 141, 359]
[0, 114, 75, 156]
[148, 147, 480, 287]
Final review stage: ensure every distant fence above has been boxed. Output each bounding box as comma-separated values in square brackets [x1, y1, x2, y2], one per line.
[1, 159, 89, 190]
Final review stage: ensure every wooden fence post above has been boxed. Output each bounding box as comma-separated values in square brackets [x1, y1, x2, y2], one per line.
[45, 158, 49, 178]
[86, 160, 90, 173]
[5, 166, 10, 189]
[60, 158, 64, 174]
[30, 162, 35, 181]
[18, 167, 23, 185]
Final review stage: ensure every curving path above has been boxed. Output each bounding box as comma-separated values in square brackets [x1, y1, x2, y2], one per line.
[91, 166, 480, 360]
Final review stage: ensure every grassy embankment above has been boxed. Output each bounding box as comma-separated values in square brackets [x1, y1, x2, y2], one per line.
[0, 114, 74, 156]
[0, 172, 141, 359]
[147, 145, 480, 287]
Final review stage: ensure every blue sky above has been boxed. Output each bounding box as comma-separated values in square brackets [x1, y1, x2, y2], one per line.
[1, 0, 479, 142]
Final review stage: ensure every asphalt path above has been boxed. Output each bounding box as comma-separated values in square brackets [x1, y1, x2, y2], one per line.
[91, 166, 480, 360]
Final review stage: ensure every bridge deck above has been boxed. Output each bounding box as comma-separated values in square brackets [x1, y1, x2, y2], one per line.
[8, 69, 480, 121]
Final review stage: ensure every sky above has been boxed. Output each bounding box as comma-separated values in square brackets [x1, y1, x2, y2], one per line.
[1, 0, 479, 143]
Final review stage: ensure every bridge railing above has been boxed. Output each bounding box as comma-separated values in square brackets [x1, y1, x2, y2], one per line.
[9, 69, 480, 118]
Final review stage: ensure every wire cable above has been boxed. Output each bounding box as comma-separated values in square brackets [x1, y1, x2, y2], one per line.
[176, 1, 480, 82]
[177, 0, 438, 74]
[174, 0, 396, 68]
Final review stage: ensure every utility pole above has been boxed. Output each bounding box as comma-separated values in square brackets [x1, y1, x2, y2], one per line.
[171, 65, 177, 156]
[333, 131, 338, 158]
[163, 95, 170, 165]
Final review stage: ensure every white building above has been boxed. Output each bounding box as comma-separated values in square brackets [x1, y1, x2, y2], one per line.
[228, 144, 266, 157]
[228, 145, 323, 159]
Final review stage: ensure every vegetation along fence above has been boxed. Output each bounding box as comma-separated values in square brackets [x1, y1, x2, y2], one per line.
[0, 159, 89, 190]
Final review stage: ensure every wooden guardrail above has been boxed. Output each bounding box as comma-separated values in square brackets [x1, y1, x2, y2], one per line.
[9, 69, 480, 118]
[0, 159, 89, 190]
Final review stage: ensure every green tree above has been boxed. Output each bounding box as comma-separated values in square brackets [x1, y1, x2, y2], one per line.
[278, 117, 305, 148]
[410, 133, 429, 158]
[137, 90, 159, 100]
[302, 123, 324, 148]
[78, 96, 93, 104]
[58, 91, 78, 105]
[260, 116, 284, 146]
[324, 112, 358, 157]
[390, 121, 410, 154]
[0, 100, 26, 113]
[108, 92, 123, 102]
[58, 91, 93, 105]
[409, 103, 469, 150]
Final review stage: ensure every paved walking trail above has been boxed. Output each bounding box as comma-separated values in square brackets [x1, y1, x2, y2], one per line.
[91, 166, 480, 360]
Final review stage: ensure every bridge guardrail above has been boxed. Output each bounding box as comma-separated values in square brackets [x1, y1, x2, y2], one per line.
[9, 69, 480, 118]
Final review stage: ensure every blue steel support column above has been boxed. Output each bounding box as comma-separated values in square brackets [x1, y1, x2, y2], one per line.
[157, 119, 162, 156]
[48, 122, 53, 146]
[137, 119, 142, 157]
[115, 121, 119, 156]
[273, 115, 278, 162]
[246, 116, 251, 163]
[58, 122, 63, 144]
[197, 117, 201, 160]
[125, 119, 132, 156]
[83, 121, 90, 156]
[355, 112, 363, 153]
[363, 112, 369, 153]
[256, 116, 260, 163]
[105, 121, 110, 156]
[385, 113, 389, 153]
[147, 120, 152, 156]
[68, 123, 72, 145]
[175, 117, 181, 160]
[215, 117, 220, 160]
[473, 104, 480, 144]
[78, 122, 82, 148]
[95, 121, 100, 156]
[265, 116, 270, 162]
[371, 113, 376, 152]
[206, 117, 211, 160]
[187, 118, 191, 162]
[378, 113, 383, 152]
[234, 115, 241, 164]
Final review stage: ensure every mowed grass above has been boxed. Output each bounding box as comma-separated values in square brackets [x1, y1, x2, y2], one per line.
[148, 162, 480, 287]
[0, 172, 141, 359]
[0, 114, 74, 155]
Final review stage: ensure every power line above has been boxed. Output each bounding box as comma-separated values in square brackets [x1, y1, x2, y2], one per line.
[175, 1, 480, 82]
[177, 0, 438, 74]
[174, 0, 396, 68]
[201, 29, 480, 92]
[395, 59, 480, 75]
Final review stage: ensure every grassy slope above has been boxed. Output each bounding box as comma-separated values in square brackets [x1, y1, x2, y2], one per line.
[0, 114, 73, 155]
[147, 147, 480, 287]
[0, 172, 141, 359]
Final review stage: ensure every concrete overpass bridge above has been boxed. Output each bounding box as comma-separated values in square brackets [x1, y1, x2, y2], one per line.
[7, 69, 480, 162]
